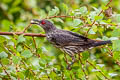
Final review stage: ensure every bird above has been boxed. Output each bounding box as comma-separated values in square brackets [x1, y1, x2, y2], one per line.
[31, 19, 112, 69]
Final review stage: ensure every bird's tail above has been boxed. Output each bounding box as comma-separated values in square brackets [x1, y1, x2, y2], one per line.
[93, 40, 112, 47]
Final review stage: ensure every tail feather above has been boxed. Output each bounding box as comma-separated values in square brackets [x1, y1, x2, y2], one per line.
[93, 40, 112, 47]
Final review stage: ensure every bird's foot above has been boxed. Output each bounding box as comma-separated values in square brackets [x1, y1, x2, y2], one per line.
[66, 59, 78, 70]
[67, 64, 72, 70]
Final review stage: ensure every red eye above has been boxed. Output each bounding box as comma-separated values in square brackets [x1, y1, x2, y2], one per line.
[41, 21, 46, 25]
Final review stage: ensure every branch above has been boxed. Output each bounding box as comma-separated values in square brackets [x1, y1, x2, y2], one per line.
[107, 47, 120, 66]
[0, 61, 12, 80]
[86, 60, 110, 80]
[85, 0, 113, 36]
[46, 15, 85, 22]
[0, 32, 46, 37]
[78, 54, 88, 80]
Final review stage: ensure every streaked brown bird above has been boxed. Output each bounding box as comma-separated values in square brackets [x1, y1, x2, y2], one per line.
[31, 19, 111, 69]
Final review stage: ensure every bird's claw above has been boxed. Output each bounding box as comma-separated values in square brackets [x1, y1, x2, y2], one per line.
[67, 64, 72, 70]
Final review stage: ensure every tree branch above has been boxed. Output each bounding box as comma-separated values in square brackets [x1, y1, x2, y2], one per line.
[0, 32, 46, 37]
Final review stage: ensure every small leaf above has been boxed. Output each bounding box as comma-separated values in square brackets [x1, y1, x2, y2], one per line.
[92, 25, 98, 32]
[21, 50, 33, 58]
[61, 3, 68, 14]
[116, 14, 120, 22]
[101, 5, 108, 10]
[31, 57, 39, 66]
[92, 69, 100, 72]
[48, 6, 59, 16]
[82, 51, 89, 60]
[73, 19, 82, 26]
[17, 72, 25, 79]
[12, 55, 21, 64]
[17, 45, 23, 52]
[2, 20, 11, 31]
[108, 73, 118, 77]
[112, 28, 120, 37]
[1, 58, 9, 65]
[79, 6, 88, 14]
[96, 64, 105, 68]
[88, 29, 95, 34]
[113, 51, 120, 60]
[0, 51, 8, 58]
[0, 36, 6, 43]
[95, 16, 103, 20]
[17, 35, 25, 43]
[113, 40, 120, 51]
[36, 48, 42, 54]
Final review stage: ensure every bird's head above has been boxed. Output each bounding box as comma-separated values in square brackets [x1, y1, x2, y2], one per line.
[31, 19, 56, 33]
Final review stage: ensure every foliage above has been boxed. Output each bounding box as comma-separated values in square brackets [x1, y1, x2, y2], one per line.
[0, 0, 120, 80]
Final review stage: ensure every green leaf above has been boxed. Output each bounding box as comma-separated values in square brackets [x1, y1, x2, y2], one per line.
[82, 51, 89, 60]
[0, 51, 8, 58]
[95, 16, 103, 20]
[17, 45, 23, 52]
[2, 0, 12, 3]
[88, 29, 96, 34]
[30, 57, 39, 66]
[12, 0, 22, 6]
[49, 71, 57, 79]
[92, 25, 98, 32]
[113, 51, 120, 60]
[1, 20, 11, 31]
[108, 73, 118, 77]
[1, 58, 9, 65]
[116, 14, 120, 22]
[12, 55, 21, 64]
[61, 3, 68, 14]
[0, 36, 6, 43]
[113, 40, 120, 51]
[9, 7, 21, 14]
[112, 28, 120, 37]
[17, 72, 25, 79]
[48, 6, 59, 16]
[73, 19, 82, 26]
[21, 50, 33, 58]
[79, 6, 88, 14]
[101, 5, 108, 10]
[17, 35, 25, 43]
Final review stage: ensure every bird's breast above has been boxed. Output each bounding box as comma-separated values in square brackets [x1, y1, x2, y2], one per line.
[46, 34, 61, 48]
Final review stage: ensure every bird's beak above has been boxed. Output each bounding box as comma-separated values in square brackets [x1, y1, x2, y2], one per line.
[30, 19, 40, 25]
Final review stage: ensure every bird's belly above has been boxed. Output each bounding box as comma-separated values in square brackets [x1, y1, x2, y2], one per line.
[60, 46, 84, 56]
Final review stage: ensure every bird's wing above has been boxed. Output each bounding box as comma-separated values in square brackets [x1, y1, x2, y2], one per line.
[49, 31, 94, 47]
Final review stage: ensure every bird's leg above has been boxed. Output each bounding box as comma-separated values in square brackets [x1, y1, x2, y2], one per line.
[67, 56, 76, 70]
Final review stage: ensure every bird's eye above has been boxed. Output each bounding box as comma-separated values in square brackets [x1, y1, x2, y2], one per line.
[41, 21, 46, 25]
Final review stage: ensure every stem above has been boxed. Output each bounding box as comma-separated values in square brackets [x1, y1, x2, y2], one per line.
[0, 32, 46, 37]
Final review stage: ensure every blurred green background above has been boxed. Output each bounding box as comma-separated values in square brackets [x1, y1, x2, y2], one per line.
[0, 0, 120, 80]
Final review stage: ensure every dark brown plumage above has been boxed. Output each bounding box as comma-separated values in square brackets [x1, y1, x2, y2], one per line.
[31, 19, 111, 69]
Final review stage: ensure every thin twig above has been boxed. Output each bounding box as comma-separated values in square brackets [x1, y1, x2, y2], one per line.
[85, 23, 120, 27]
[64, 53, 69, 64]
[32, 36, 37, 49]
[16, 65, 20, 80]
[0, 32, 46, 37]
[70, 74, 73, 80]
[107, 47, 120, 66]
[85, 0, 113, 36]
[0, 61, 12, 80]
[86, 60, 110, 80]
[61, 72, 64, 80]
[78, 54, 110, 80]
[78, 54, 88, 80]
[46, 15, 85, 21]
[22, 24, 32, 33]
